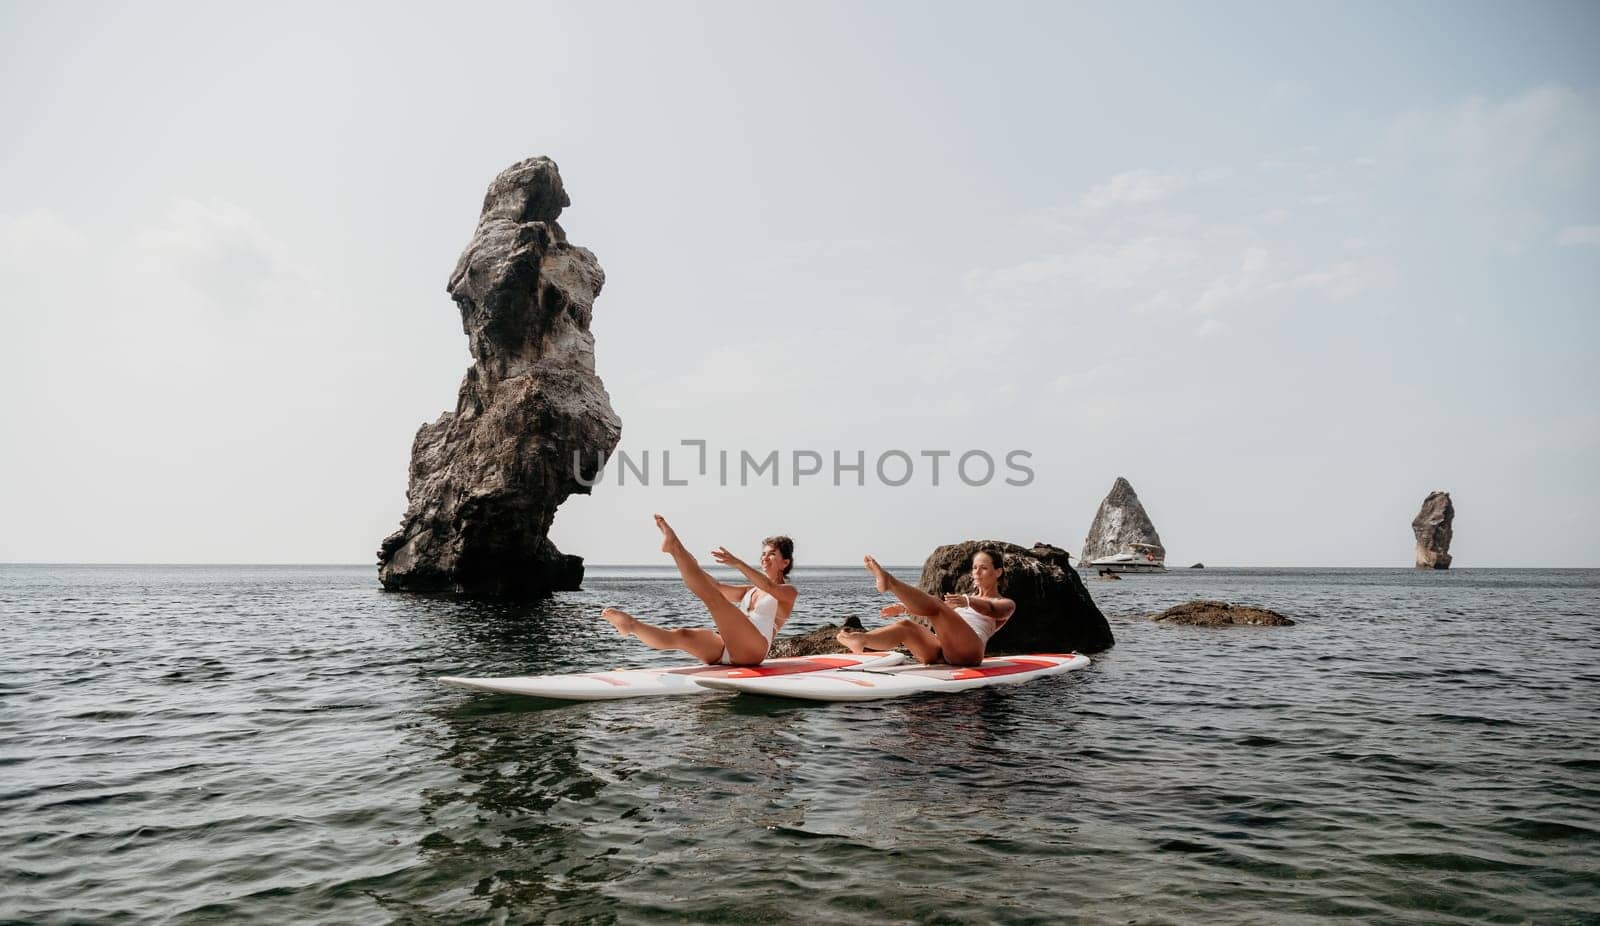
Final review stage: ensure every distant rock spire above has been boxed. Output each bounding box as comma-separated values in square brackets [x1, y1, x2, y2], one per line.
[1081, 477, 1166, 564]
[1412, 491, 1454, 569]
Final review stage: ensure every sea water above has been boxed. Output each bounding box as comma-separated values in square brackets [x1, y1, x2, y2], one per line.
[2, 564, 1596, 924]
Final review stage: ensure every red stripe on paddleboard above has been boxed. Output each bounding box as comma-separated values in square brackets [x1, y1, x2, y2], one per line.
[722, 657, 861, 678]
[948, 658, 1057, 680]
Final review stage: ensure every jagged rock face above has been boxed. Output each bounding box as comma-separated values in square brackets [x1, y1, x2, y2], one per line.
[377, 157, 621, 598]
[1151, 600, 1294, 626]
[919, 541, 1115, 654]
[1081, 477, 1166, 563]
[1412, 491, 1454, 569]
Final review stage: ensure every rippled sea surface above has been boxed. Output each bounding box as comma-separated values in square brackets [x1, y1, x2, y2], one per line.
[3, 564, 1598, 924]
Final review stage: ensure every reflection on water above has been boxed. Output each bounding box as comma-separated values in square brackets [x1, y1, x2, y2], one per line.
[407, 700, 620, 922]
[401, 593, 645, 922]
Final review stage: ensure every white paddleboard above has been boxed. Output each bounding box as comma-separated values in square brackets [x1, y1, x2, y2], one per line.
[438, 651, 907, 701]
[692, 653, 1090, 702]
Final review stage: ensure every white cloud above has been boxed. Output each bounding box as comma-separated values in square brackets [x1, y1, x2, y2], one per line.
[1132, 289, 1182, 316]
[967, 136, 1410, 332]
[1081, 169, 1188, 211]
[0, 197, 395, 562]
[1, 199, 350, 422]
[1285, 256, 1396, 299]
[1050, 362, 1124, 394]
[1194, 318, 1226, 338]
[122, 198, 309, 316]
[0, 209, 85, 268]
[1379, 86, 1600, 253]
[965, 235, 1194, 299]
[1391, 85, 1600, 193]
[1557, 225, 1600, 247]
[1300, 191, 1354, 208]
[744, 237, 888, 275]
[1192, 248, 1270, 315]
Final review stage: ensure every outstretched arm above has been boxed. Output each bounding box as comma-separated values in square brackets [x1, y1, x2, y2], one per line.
[712, 547, 798, 603]
[944, 593, 1016, 622]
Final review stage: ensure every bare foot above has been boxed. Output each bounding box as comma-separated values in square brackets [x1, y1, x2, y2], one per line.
[836, 628, 867, 654]
[863, 555, 891, 593]
[601, 608, 636, 637]
[654, 514, 681, 553]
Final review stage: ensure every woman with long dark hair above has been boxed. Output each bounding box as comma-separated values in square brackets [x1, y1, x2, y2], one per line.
[837, 548, 1014, 667]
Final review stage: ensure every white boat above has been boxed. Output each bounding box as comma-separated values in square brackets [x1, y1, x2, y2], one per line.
[1085, 542, 1166, 574]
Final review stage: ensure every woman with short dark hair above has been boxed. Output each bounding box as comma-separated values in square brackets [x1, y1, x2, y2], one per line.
[601, 515, 797, 666]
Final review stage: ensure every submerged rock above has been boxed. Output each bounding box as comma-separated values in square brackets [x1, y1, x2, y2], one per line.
[1412, 491, 1454, 569]
[1189, 563, 1205, 569]
[1081, 477, 1166, 564]
[377, 157, 622, 598]
[1151, 600, 1294, 626]
[920, 541, 1115, 654]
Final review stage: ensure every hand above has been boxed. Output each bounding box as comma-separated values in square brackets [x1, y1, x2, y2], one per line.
[711, 546, 742, 567]
[880, 603, 907, 617]
[943, 593, 972, 608]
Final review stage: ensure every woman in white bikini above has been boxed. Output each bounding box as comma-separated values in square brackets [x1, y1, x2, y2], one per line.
[601, 514, 797, 666]
[836, 548, 1014, 667]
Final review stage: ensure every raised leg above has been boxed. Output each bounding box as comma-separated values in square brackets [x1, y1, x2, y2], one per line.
[602, 608, 726, 663]
[655, 515, 770, 664]
[862, 554, 950, 619]
[862, 555, 985, 666]
[837, 620, 943, 665]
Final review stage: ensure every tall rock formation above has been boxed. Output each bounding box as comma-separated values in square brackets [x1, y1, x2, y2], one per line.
[920, 541, 1115, 654]
[1080, 477, 1166, 564]
[1412, 491, 1454, 569]
[377, 157, 621, 598]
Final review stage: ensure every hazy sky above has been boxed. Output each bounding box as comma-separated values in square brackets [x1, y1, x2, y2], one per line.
[2, 1, 1597, 567]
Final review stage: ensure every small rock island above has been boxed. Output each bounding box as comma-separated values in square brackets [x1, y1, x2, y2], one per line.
[1152, 601, 1295, 626]
[1081, 476, 1167, 571]
[377, 157, 621, 598]
[1412, 491, 1455, 569]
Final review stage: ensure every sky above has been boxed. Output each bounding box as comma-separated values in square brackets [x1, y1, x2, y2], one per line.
[1, 1, 1597, 567]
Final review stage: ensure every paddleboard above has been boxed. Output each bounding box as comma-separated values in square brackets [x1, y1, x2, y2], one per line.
[692, 653, 1090, 702]
[438, 651, 907, 701]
